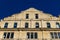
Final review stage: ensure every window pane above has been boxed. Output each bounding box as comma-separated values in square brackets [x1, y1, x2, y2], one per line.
[25, 23, 29, 28]
[50, 32, 54, 39]
[58, 32, 60, 38]
[35, 14, 38, 19]
[54, 32, 58, 39]
[4, 32, 7, 39]
[31, 32, 33, 39]
[27, 32, 30, 39]
[35, 33, 37, 39]
[10, 32, 14, 38]
[26, 14, 29, 19]
[14, 23, 17, 28]
[7, 33, 10, 38]
[47, 22, 51, 28]
[4, 23, 8, 28]
[36, 22, 39, 28]
[56, 22, 60, 28]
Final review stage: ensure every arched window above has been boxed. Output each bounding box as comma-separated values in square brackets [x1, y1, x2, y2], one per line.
[35, 22, 39, 28]
[4, 22, 8, 28]
[47, 22, 51, 28]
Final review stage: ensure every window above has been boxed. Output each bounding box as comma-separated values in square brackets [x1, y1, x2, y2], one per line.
[35, 14, 38, 19]
[35, 22, 39, 28]
[4, 32, 7, 38]
[54, 32, 58, 39]
[7, 33, 10, 38]
[35, 32, 38, 39]
[10, 32, 14, 38]
[50, 32, 60, 39]
[27, 32, 30, 39]
[56, 22, 60, 28]
[26, 14, 29, 19]
[14, 22, 17, 28]
[27, 32, 38, 39]
[3, 32, 14, 39]
[50, 32, 54, 39]
[31, 33, 33, 39]
[25, 22, 29, 28]
[4, 22, 8, 28]
[58, 32, 60, 38]
[47, 22, 51, 28]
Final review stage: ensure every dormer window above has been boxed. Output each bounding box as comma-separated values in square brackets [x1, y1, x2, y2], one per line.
[26, 14, 29, 19]
[35, 14, 38, 19]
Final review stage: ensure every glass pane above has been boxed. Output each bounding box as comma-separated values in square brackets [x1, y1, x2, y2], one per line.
[11, 32, 14, 38]
[25, 23, 28, 28]
[31, 32, 33, 39]
[27, 32, 30, 39]
[36, 22, 39, 28]
[4, 32, 7, 39]
[54, 32, 58, 39]
[35, 33, 37, 39]
[47, 22, 51, 28]
[35, 14, 38, 19]
[7, 33, 10, 38]
[26, 14, 29, 19]
[56, 22, 60, 28]
[14, 23, 17, 28]
[58, 32, 60, 38]
[50, 32, 54, 39]
[4, 23, 8, 28]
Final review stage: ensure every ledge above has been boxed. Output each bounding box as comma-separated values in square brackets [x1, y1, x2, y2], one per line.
[0, 28, 60, 31]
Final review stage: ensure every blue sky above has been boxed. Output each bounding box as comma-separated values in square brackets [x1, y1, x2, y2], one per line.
[0, 0, 60, 19]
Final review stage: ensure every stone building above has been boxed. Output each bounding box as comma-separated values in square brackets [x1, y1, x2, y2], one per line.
[0, 8, 60, 40]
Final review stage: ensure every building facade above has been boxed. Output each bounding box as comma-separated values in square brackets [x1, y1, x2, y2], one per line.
[0, 8, 60, 40]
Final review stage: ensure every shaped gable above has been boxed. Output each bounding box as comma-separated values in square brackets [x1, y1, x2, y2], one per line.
[0, 8, 59, 21]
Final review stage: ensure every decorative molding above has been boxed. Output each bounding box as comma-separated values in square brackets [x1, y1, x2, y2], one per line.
[0, 28, 60, 31]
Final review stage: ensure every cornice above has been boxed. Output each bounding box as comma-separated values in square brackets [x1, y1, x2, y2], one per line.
[0, 28, 60, 31]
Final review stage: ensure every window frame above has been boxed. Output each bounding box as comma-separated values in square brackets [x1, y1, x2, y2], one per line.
[4, 22, 8, 28]
[50, 32, 60, 39]
[56, 22, 60, 28]
[4, 32, 7, 39]
[54, 32, 58, 39]
[58, 32, 60, 39]
[27, 32, 38, 39]
[25, 22, 29, 28]
[35, 22, 39, 28]
[26, 14, 29, 19]
[50, 32, 54, 39]
[35, 14, 39, 19]
[14, 22, 17, 28]
[3, 32, 14, 39]
[47, 22, 51, 28]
